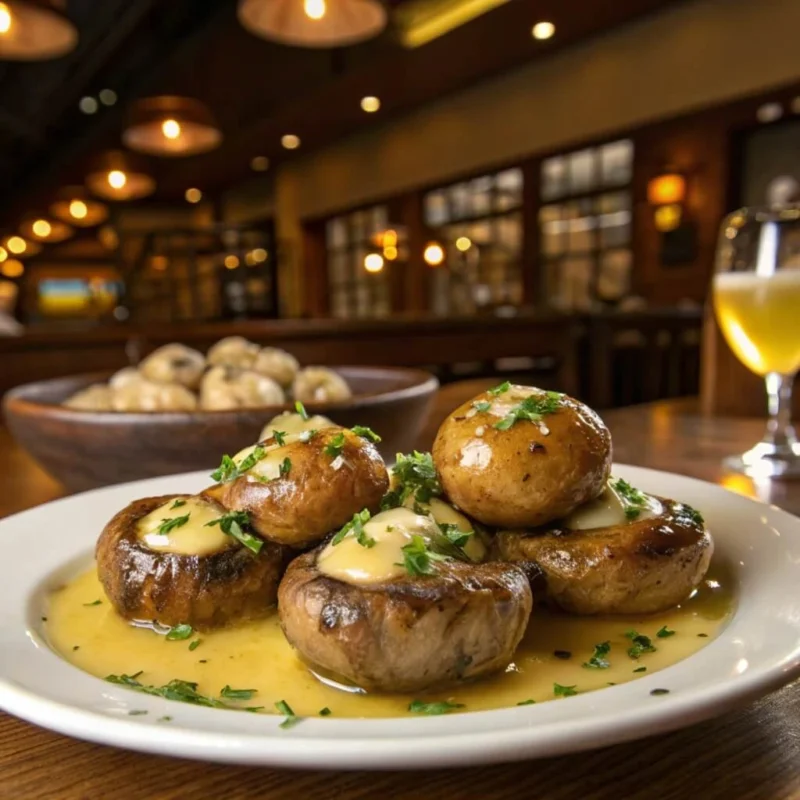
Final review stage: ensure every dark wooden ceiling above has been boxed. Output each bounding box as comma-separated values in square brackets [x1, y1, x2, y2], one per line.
[0, 0, 678, 222]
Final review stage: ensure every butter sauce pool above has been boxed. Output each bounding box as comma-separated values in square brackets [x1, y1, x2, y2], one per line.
[45, 565, 733, 718]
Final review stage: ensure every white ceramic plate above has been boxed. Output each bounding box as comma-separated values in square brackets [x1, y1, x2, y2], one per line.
[1, 465, 799, 770]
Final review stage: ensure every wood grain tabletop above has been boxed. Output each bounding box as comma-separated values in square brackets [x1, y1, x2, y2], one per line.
[2, 392, 800, 800]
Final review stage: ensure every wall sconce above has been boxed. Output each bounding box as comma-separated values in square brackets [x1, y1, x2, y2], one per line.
[648, 171, 696, 265]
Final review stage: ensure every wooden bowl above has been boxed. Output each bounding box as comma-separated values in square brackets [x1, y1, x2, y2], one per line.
[3, 367, 438, 492]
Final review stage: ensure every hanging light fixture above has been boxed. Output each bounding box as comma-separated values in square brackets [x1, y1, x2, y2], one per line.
[85, 151, 155, 201]
[20, 215, 73, 243]
[237, 0, 386, 48]
[1, 234, 41, 258]
[122, 96, 222, 158]
[50, 186, 109, 227]
[0, 0, 77, 60]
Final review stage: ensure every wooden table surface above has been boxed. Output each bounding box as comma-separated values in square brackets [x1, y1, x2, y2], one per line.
[2, 393, 800, 800]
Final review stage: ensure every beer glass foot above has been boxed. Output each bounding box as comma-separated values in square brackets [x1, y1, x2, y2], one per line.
[723, 441, 800, 480]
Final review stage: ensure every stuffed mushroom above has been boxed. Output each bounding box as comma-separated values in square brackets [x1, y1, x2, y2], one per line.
[206, 335, 260, 370]
[96, 494, 290, 630]
[292, 366, 352, 404]
[492, 478, 713, 615]
[279, 507, 532, 692]
[199, 365, 284, 410]
[433, 384, 612, 528]
[139, 344, 206, 390]
[253, 347, 299, 388]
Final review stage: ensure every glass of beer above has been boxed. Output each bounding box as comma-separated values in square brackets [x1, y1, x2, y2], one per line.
[713, 205, 800, 478]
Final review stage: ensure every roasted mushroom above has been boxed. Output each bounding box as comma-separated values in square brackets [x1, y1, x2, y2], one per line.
[259, 410, 336, 442]
[199, 365, 284, 410]
[139, 344, 206, 390]
[279, 507, 532, 693]
[96, 494, 290, 630]
[253, 347, 299, 388]
[208, 427, 389, 548]
[111, 378, 198, 412]
[292, 366, 352, 404]
[63, 383, 114, 410]
[433, 384, 612, 528]
[492, 479, 713, 615]
[206, 336, 260, 370]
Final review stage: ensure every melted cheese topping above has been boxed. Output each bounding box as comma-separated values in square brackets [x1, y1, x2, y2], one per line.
[45, 564, 734, 719]
[260, 412, 335, 440]
[402, 495, 487, 563]
[232, 433, 311, 482]
[136, 496, 231, 556]
[317, 507, 439, 584]
[564, 482, 662, 531]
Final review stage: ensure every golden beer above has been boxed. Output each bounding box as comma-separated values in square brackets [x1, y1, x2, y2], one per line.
[713, 271, 800, 377]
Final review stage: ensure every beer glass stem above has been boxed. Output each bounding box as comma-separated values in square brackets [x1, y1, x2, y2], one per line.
[763, 372, 798, 453]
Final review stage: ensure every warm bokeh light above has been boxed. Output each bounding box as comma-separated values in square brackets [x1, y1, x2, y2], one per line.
[251, 155, 269, 171]
[364, 253, 384, 273]
[383, 245, 398, 261]
[108, 170, 127, 190]
[0, 246, 6, 262]
[304, 0, 326, 20]
[251, 248, 267, 263]
[32, 219, 52, 238]
[654, 204, 682, 232]
[423, 242, 445, 266]
[1, 259, 23, 278]
[99, 89, 117, 106]
[361, 96, 381, 113]
[382, 229, 398, 247]
[185, 187, 202, 203]
[69, 199, 88, 220]
[532, 21, 555, 40]
[98, 225, 119, 250]
[79, 96, 98, 115]
[151, 255, 168, 271]
[6, 236, 26, 254]
[224, 255, 240, 269]
[647, 173, 686, 206]
[281, 134, 301, 150]
[0, 3, 12, 35]
[161, 118, 182, 140]
[455, 236, 472, 252]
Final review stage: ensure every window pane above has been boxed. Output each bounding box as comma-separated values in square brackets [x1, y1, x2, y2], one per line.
[496, 168, 523, 210]
[449, 182, 471, 219]
[466, 219, 492, 246]
[471, 175, 493, 216]
[540, 204, 565, 257]
[541, 157, 567, 201]
[331, 290, 349, 319]
[329, 252, 348, 284]
[326, 217, 347, 249]
[598, 192, 631, 247]
[496, 213, 522, 252]
[568, 148, 596, 194]
[351, 210, 368, 240]
[370, 205, 388, 235]
[565, 200, 595, 253]
[597, 249, 632, 301]
[601, 139, 633, 186]
[424, 191, 449, 226]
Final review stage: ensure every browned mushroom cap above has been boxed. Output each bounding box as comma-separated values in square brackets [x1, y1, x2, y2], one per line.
[96, 494, 291, 631]
[212, 428, 389, 548]
[278, 547, 532, 693]
[492, 497, 713, 615]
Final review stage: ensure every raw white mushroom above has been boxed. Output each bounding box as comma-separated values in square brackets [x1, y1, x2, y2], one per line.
[139, 344, 206, 390]
[199, 366, 285, 410]
[111, 379, 198, 412]
[292, 367, 352, 404]
[63, 384, 114, 411]
[252, 347, 299, 389]
[206, 336, 260, 370]
[259, 411, 337, 441]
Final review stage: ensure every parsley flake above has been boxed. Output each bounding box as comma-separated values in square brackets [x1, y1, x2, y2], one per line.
[516, 699, 536, 706]
[295, 401, 309, 421]
[331, 509, 372, 546]
[128, 709, 148, 716]
[279, 457, 291, 477]
[189, 639, 202, 652]
[169, 499, 186, 509]
[697, 633, 709, 638]
[625, 629, 657, 659]
[319, 707, 332, 716]
[656, 625, 676, 638]
[105, 675, 229, 709]
[583, 641, 611, 669]
[205, 510, 263, 554]
[381, 451, 441, 509]
[275, 699, 300, 728]
[157, 514, 190, 535]
[272, 430, 287, 447]
[298, 429, 317, 443]
[472, 400, 492, 412]
[437, 523, 473, 550]
[165, 624, 193, 641]
[211, 446, 267, 483]
[397, 534, 450, 577]
[633, 666, 647, 673]
[650, 688, 670, 696]
[83, 599, 102, 607]
[553, 650, 572, 660]
[553, 683, 578, 698]
[324, 432, 346, 459]
[351, 425, 381, 443]
[220, 685, 257, 701]
[611, 478, 649, 520]
[488, 381, 511, 396]
[493, 391, 561, 431]
[408, 700, 464, 715]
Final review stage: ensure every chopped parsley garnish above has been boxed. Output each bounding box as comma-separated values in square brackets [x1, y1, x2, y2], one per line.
[295, 401, 309, 421]
[170, 499, 186, 509]
[381, 451, 441, 509]
[331, 509, 372, 546]
[165, 624, 193, 641]
[106, 675, 230, 709]
[275, 699, 300, 728]
[319, 707, 332, 716]
[583, 641, 611, 669]
[72, 645, 80, 651]
[553, 650, 572, 660]
[397, 534, 450, 576]
[633, 666, 647, 673]
[324, 432, 346, 459]
[351, 425, 381, 443]
[493, 392, 561, 431]
[625, 630, 656, 659]
[157, 514, 190, 535]
[611, 478, 649, 520]
[211, 446, 267, 483]
[675, 503, 705, 527]
[205, 510, 263, 554]
[279, 457, 292, 477]
[355, 525, 376, 549]
[488, 381, 511, 396]
[157, 716, 172, 723]
[128, 709, 148, 716]
[656, 625, 676, 638]
[438, 523, 473, 550]
[553, 683, 578, 698]
[272, 430, 287, 447]
[650, 688, 670, 696]
[83, 599, 103, 607]
[516, 699, 536, 706]
[697, 633, 708, 638]
[472, 400, 492, 412]
[298, 429, 317, 443]
[189, 639, 202, 651]
[220, 685, 257, 701]
[408, 700, 464, 715]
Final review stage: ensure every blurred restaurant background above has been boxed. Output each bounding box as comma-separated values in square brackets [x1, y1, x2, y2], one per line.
[0, 0, 799, 418]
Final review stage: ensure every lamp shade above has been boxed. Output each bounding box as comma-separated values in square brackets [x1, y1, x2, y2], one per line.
[0, 0, 77, 60]
[20, 215, 73, 243]
[122, 96, 222, 158]
[85, 151, 156, 201]
[237, 0, 386, 48]
[50, 186, 109, 227]
[647, 173, 686, 206]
